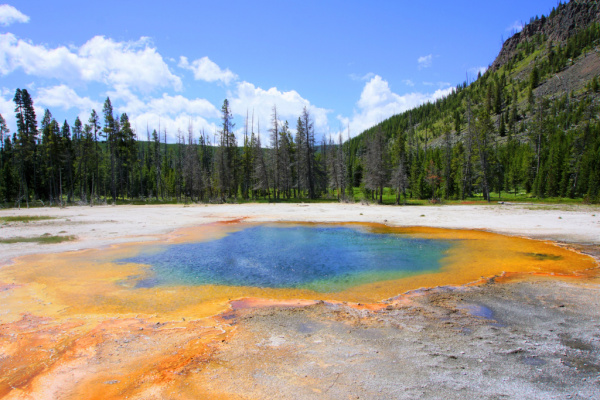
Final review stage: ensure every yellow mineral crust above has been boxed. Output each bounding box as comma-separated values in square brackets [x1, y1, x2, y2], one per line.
[0, 222, 597, 399]
[0, 222, 596, 322]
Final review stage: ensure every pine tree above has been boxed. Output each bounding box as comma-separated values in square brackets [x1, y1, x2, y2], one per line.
[425, 159, 442, 201]
[494, 79, 503, 114]
[72, 116, 86, 201]
[151, 129, 162, 201]
[119, 113, 136, 199]
[103, 97, 118, 202]
[461, 95, 474, 199]
[475, 108, 495, 202]
[443, 126, 453, 199]
[453, 110, 461, 135]
[88, 109, 101, 203]
[530, 65, 540, 89]
[40, 110, 60, 203]
[295, 116, 307, 196]
[591, 75, 599, 93]
[215, 99, 236, 199]
[532, 98, 547, 197]
[14, 89, 38, 207]
[61, 120, 74, 203]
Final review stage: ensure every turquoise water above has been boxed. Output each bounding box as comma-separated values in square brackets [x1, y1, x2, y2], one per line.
[122, 225, 453, 292]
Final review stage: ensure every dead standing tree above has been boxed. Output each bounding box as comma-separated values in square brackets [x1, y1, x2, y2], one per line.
[252, 122, 270, 200]
[390, 158, 408, 204]
[364, 125, 388, 203]
[301, 107, 316, 199]
[269, 105, 280, 200]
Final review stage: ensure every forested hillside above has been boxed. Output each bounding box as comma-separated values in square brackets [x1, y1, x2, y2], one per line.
[0, 0, 599, 206]
[347, 0, 600, 203]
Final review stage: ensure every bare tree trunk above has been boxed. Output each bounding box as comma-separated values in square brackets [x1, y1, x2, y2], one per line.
[270, 105, 280, 200]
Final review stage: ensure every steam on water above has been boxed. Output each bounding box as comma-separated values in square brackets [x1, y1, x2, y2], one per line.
[123, 225, 453, 292]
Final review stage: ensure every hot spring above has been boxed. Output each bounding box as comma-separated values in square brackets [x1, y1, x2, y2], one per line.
[122, 225, 453, 292]
[1, 221, 595, 320]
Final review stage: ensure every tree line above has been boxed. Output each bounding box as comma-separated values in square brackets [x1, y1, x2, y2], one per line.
[1, 81, 599, 208]
[0, 93, 351, 206]
[354, 90, 600, 204]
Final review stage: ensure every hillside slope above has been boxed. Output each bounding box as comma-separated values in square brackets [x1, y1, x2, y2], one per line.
[346, 0, 600, 202]
[492, 0, 600, 70]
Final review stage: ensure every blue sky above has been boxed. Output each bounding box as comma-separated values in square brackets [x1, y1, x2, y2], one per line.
[1, 0, 560, 142]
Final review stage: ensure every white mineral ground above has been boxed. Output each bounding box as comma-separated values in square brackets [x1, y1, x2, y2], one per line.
[1, 203, 599, 263]
[1, 203, 599, 399]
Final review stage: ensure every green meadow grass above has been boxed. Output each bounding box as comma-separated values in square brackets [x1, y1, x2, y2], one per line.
[0, 216, 56, 223]
[0, 234, 76, 244]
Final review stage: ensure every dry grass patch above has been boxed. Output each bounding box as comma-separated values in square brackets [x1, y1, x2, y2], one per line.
[0, 234, 76, 244]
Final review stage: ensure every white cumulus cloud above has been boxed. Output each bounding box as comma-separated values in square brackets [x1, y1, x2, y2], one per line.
[36, 85, 102, 114]
[144, 94, 220, 118]
[417, 54, 433, 69]
[127, 112, 219, 144]
[227, 81, 331, 142]
[0, 33, 182, 92]
[338, 75, 453, 137]
[179, 56, 237, 85]
[0, 4, 29, 26]
[106, 86, 220, 142]
[1, 84, 222, 141]
[109, 86, 219, 118]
